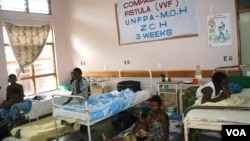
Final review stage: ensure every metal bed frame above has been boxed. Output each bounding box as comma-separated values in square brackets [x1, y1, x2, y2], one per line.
[183, 64, 250, 141]
[52, 68, 153, 141]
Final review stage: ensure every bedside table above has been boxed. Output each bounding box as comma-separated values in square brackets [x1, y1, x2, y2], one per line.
[90, 79, 111, 94]
[157, 80, 182, 114]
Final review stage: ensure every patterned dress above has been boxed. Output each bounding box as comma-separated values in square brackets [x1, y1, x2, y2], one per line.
[147, 119, 164, 141]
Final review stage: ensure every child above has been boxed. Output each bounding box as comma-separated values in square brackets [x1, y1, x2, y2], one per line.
[102, 114, 148, 141]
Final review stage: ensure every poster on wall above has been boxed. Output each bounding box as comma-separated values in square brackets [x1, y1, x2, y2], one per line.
[117, 0, 200, 44]
[207, 13, 232, 47]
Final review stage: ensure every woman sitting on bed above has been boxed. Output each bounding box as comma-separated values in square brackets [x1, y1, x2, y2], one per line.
[63, 67, 89, 105]
[0, 74, 31, 130]
[196, 71, 231, 104]
[62, 67, 89, 131]
[102, 95, 169, 141]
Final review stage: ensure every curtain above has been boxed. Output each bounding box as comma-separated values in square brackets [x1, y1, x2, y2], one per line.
[4, 22, 50, 76]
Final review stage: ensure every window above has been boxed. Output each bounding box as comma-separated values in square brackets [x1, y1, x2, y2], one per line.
[238, 0, 250, 10]
[3, 27, 58, 96]
[236, 0, 250, 74]
[0, 0, 51, 15]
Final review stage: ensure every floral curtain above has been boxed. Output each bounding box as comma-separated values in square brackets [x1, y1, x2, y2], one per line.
[4, 22, 50, 75]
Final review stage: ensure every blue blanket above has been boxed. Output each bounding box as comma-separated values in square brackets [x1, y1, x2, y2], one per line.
[62, 88, 135, 121]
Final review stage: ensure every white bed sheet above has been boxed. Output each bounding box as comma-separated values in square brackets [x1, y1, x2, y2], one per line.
[25, 90, 70, 120]
[183, 88, 250, 141]
[52, 89, 151, 122]
[184, 88, 250, 123]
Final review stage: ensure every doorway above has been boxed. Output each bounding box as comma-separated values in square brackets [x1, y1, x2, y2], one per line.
[239, 12, 250, 75]
[237, 0, 250, 75]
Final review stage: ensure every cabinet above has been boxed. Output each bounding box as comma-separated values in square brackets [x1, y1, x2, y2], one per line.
[90, 79, 111, 94]
[157, 81, 182, 114]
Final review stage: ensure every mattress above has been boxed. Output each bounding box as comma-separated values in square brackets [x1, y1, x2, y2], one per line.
[184, 88, 250, 124]
[25, 90, 70, 120]
[52, 88, 151, 122]
[10, 116, 76, 141]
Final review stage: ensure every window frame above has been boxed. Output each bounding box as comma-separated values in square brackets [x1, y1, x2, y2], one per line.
[3, 27, 58, 95]
[0, 0, 52, 15]
[235, 0, 250, 66]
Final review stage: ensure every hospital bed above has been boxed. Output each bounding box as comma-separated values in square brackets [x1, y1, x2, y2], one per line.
[24, 90, 70, 120]
[52, 68, 153, 141]
[183, 65, 250, 141]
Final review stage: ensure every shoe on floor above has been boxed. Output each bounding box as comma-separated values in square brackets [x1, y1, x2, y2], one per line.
[14, 129, 21, 138]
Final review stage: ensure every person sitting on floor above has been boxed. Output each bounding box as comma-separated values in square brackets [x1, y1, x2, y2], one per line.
[146, 95, 169, 141]
[103, 95, 169, 141]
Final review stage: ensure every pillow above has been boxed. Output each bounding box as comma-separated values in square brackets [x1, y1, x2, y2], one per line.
[228, 82, 243, 94]
[59, 84, 72, 91]
[117, 80, 141, 92]
[229, 76, 250, 88]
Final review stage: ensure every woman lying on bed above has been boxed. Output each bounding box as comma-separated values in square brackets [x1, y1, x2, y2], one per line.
[196, 71, 231, 104]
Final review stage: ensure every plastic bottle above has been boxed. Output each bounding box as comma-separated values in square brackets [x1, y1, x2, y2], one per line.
[165, 71, 169, 82]
[195, 65, 202, 83]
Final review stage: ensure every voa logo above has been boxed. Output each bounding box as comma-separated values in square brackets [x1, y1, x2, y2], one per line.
[226, 129, 246, 136]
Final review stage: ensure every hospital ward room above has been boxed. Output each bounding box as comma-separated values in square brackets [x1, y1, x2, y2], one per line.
[1, 0, 250, 141]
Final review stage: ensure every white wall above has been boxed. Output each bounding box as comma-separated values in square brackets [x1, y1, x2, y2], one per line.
[0, 0, 72, 101]
[0, 22, 8, 101]
[64, 0, 238, 71]
[0, 0, 239, 100]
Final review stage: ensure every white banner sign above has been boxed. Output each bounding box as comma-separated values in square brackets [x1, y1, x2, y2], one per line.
[117, 0, 200, 44]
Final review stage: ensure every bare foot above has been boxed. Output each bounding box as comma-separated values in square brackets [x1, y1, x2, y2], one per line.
[102, 133, 110, 141]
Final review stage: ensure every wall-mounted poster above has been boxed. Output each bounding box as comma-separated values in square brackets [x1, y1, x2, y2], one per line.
[116, 0, 200, 44]
[207, 13, 232, 47]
